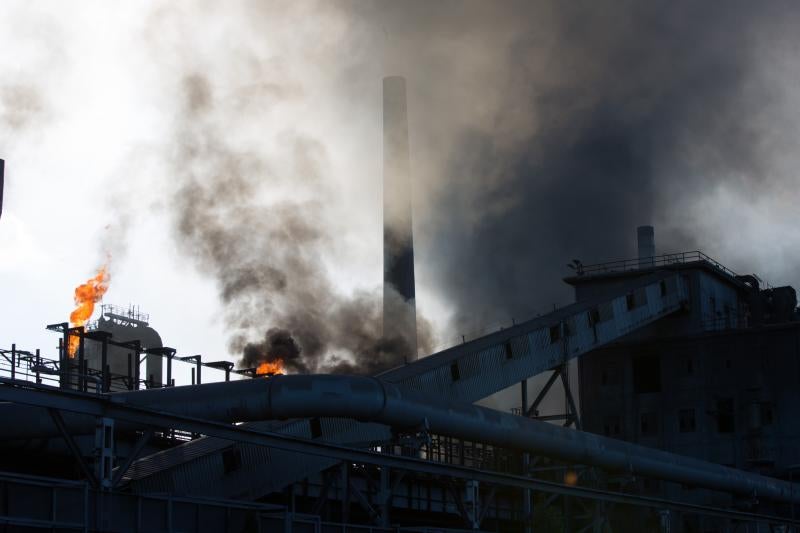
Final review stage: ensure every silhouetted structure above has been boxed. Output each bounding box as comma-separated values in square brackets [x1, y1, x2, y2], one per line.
[383, 76, 417, 360]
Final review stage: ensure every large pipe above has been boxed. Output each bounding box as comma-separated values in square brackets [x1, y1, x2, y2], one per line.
[2, 375, 798, 504]
[383, 76, 417, 360]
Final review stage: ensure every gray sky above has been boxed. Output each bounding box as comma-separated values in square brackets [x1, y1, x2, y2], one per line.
[2, 1, 800, 394]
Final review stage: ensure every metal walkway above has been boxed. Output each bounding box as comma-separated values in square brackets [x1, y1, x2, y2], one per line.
[379, 271, 688, 402]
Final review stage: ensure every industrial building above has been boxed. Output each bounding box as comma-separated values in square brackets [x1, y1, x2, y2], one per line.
[2, 234, 800, 531]
[2, 81, 800, 532]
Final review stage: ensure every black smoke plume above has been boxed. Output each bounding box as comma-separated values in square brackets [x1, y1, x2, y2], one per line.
[151, 1, 800, 380]
[168, 73, 432, 375]
[372, 1, 800, 334]
[241, 328, 307, 373]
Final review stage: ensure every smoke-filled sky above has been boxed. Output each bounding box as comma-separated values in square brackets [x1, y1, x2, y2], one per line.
[2, 1, 800, 383]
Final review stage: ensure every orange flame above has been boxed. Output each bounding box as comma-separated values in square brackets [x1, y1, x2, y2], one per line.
[256, 359, 285, 376]
[67, 265, 110, 357]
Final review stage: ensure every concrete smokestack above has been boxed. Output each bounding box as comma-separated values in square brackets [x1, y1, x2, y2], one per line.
[383, 76, 417, 360]
[637, 225, 655, 268]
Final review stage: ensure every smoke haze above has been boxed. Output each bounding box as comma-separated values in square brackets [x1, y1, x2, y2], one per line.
[149, 0, 800, 373]
[3, 1, 800, 381]
[369, 1, 800, 335]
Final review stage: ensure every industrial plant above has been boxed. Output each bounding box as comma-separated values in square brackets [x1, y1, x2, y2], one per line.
[1, 78, 800, 533]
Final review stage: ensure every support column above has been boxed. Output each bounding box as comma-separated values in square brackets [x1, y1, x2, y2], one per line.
[77, 327, 85, 392]
[465, 479, 480, 530]
[100, 333, 109, 392]
[379, 467, 390, 528]
[167, 352, 173, 386]
[95, 417, 115, 490]
[522, 379, 533, 533]
[341, 462, 350, 524]
[35, 348, 41, 384]
[59, 322, 69, 388]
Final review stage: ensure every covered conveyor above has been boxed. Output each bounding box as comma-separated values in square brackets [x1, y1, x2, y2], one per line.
[111, 273, 691, 497]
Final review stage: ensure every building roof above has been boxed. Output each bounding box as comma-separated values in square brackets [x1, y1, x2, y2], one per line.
[563, 250, 758, 290]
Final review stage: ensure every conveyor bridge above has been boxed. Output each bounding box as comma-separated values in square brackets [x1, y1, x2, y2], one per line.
[123, 272, 689, 497]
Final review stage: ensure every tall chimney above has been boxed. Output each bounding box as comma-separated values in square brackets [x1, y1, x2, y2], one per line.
[637, 225, 655, 268]
[383, 76, 417, 360]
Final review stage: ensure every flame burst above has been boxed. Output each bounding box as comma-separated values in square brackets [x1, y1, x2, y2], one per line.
[256, 359, 285, 376]
[67, 265, 110, 357]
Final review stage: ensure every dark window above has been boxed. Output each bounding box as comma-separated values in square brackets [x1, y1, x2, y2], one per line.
[640, 412, 658, 437]
[659, 280, 667, 297]
[450, 362, 460, 382]
[633, 356, 661, 393]
[588, 308, 600, 326]
[678, 409, 696, 433]
[310, 418, 323, 439]
[626, 293, 635, 311]
[505, 335, 530, 360]
[725, 358, 732, 370]
[685, 358, 694, 376]
[635, 288, 648, 307]
[601, 370, 608, 386]
[598, 302, 615, 322]
[551, 325, 562, 342]
[717, 399, 735, 433]
[222, 448, 242, 473]
[603, 415, 621, 437]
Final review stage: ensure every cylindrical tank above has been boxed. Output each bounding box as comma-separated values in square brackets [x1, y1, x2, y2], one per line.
[84, 305, 164, 390]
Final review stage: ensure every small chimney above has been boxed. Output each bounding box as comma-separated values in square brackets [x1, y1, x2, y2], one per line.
[637, 225, 655, 268]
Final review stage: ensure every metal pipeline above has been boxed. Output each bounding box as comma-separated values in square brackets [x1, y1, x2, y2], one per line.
[2, 374, 798, 503]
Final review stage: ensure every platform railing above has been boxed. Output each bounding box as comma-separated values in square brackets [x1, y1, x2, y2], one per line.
[574, 250, 743, 279]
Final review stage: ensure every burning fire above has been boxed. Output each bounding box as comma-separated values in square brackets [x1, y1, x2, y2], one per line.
[67, 265, 110, 357]
[256, 359, 285, 376]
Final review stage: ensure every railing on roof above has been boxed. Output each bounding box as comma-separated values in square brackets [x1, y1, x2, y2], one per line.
[572, 250, 742, 279]
[100, 304, 150, 325]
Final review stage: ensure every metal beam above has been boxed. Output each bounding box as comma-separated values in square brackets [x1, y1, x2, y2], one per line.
[312, 469, 337, 516]
[111, 429, 154, 487]
[561, 365, 581, 429]
[526, 368, 561, 417]
[477, 485, 497, 525]
[347, 475, 381, 524]
[47, 408, 97, 489]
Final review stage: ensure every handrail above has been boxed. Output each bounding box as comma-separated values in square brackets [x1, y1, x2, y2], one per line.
[571, 250, 772, 288]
